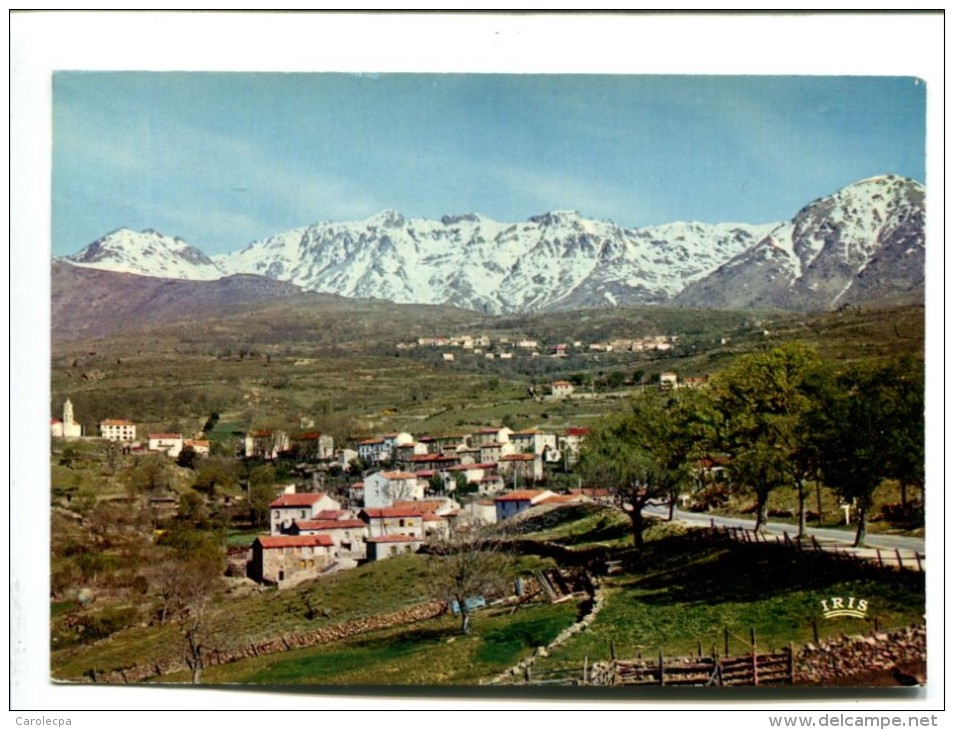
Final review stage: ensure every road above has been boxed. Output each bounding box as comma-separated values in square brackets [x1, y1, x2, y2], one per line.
[641, 503, 925, 554]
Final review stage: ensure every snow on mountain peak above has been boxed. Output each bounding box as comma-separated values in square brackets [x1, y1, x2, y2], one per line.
[62, 175, 924, 313]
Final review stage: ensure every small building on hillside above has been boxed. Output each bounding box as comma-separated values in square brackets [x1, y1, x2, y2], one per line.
[248, 534, 335, 585]
[558, 427, 590, 465]
[497, 453, 544, 483]
[148, 433, 184, 458]
[269, 491, 340, 535]
[494, 489, 555, 521]
[550, 380, 575, 399]
[291, 431, 335, 460]
[363, 471, 424, 508]
[184, 438, 210, 456]
[245, 429, 290, 460]
[365, 535, 425, 562]
[99, 419, 136, 442]
[287, 518, 368, 560]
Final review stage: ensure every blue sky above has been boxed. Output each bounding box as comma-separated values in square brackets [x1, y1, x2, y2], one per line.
[52, 73, 926, 257]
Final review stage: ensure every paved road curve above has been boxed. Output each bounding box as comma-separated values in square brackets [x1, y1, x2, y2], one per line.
[641, 503, 925, 554]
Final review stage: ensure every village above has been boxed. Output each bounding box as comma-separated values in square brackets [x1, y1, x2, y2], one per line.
[51, 393, 617, 589]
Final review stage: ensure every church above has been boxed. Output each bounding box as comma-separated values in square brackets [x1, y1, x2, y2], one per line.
[50, 398, 83, 439]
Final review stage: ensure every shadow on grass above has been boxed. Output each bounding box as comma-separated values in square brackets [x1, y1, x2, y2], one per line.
[614, 535, 925, 608]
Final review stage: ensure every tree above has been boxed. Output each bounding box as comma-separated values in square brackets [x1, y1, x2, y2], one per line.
[579, 390, 702, 548]
[810, 356, 923, 546]
[426, 524, 513, 634]
[176, 445, 199, 470]
[191, 458, 238, 497]
[157, 535, 225, 683]
[711, 344, 821, 532]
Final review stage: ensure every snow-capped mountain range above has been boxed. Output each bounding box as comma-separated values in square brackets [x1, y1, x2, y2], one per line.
[61, 175, 925, 313]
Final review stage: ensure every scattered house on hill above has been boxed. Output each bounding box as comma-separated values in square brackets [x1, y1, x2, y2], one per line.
[550, 380, 575, 399]
[363, 471, 424, 508]
[559, 427, 591, 465]
[469, 426, 513, 447]
[348, 481, 364, 504]
[357, 438, 389, 465]
[245, 429, 290, 460]
[445, 463, 497, 491]
[335, 448, 359, 469]
[99, 418, 136, 442]
[459, 500, 498, 525]
[287, 518, 368, 560]
[184, 438, 210, 456]
[360, 499, 457, 539]
[478, 440, 515, 464]
[494, 489, 555, 521]
[291, 431, 334, 460]
[269, 491, 340, 535]
[659, 372, 678, 389]
[248, 534, 335, 585]
[497, 452, 544, 483]
[366, 535, 425, 562]
[51, 398, 83, 439]
[360, 506, 427, 539]
[394, 440, 429, 468]
[408, 453, 462, 473]
[148, 433, 184, 458]
[511, 428, 559, 460]
[478, 473, 506, 495]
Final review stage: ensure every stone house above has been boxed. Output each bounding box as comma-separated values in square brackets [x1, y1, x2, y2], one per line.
[269, 491, 340, 535]
[365, 535, 425, 562]
[248, 534, 335, 585]
[287, 518, 368, 560]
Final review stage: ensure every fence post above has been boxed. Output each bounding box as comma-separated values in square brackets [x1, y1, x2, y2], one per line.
[812, 617, 819, 644]
[788, 642, 795, 685]
[724, 626, 729, 656]
[751, 627, 759, 687]
[659, 652, 665, 686]
[915, 552, 923, 572]
[525, 665, 532, 683]
[876, 549, 884, 568]
[895, 549, 904, 570]
[583, 655, 588, 686]
[610, 641, 616, 662]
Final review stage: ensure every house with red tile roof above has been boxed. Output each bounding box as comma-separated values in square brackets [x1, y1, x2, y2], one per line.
[494, 489, 555, 521]
[363, 470, 425, 508]
[510, 428, 559, 460]
[148, 433, 184, 458]
[365, 534, 425, 562]
[99, 419, 137, 442]
[269, 491, 340, 535]
[497, 452, 544, 482]
[248, 534, 335, 585]
[287, 518, 368, 560]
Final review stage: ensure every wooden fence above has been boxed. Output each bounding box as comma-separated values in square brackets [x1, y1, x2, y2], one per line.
[522, 647, 793, 687]
[708, 523, 924, 573]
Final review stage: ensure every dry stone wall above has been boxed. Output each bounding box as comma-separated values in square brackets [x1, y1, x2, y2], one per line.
[82, 600, 446, 684]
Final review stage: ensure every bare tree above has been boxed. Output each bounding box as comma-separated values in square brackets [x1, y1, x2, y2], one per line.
[158, 537, 225, 683]
[426, 523, 513, 635]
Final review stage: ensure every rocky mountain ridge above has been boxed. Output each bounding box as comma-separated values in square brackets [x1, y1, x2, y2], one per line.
[60, 175, 925, 313]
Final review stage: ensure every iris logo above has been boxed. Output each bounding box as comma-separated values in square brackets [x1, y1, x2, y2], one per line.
[820, 596, 869, 619]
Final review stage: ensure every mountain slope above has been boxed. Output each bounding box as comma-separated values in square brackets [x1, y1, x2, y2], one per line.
[64, 228, 226, 280]
[674, 175, 925, 310]
[216, 210, 776, 314]
[59, 175, 925, 314]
